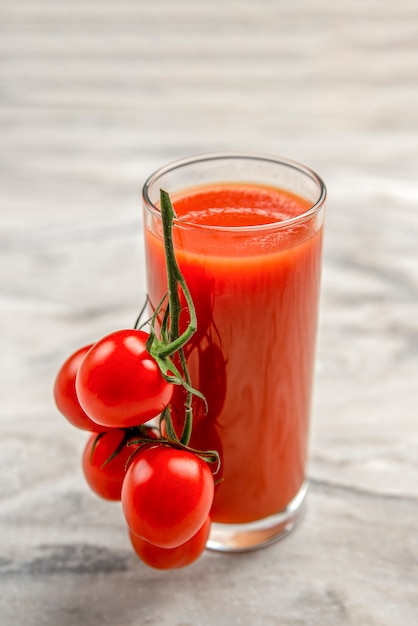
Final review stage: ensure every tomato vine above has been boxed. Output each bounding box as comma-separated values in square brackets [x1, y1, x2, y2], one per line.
[132, 190, 219, 467]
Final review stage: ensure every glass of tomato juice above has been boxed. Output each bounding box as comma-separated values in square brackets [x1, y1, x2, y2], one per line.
[142, 153, 326, 552]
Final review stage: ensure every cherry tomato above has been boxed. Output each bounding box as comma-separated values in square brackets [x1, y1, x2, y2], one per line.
[75, 329, 173, 429]
[54, 344, 105, 432]
[129, 516, 211, 570]
[121, 445, 214, 549]
[82, 429, 134, 501]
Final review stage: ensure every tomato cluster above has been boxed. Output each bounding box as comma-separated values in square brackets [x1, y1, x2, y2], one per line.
[54, 328, 215, 570]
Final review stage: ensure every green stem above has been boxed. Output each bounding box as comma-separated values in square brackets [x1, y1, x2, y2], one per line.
[160, 190, 180, 343]
[157, 189, 196, 446]
[157, 191, 197, 358]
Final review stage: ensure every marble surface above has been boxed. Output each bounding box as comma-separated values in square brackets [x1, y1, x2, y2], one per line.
[1, 1, 418, 624]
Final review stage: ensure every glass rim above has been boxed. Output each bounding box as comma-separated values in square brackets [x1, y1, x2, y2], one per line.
[142, 152, 327, 233]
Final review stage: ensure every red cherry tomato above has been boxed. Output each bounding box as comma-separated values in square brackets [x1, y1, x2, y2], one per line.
[82, 429, 134, 501]
[129, 516, 211, 570]
[121, 445, 214, 549]
[54, 344, 105, 432]
[75, 329, 173, 429]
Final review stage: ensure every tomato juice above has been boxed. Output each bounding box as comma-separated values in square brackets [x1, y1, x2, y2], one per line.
[144, 181, 324, 526]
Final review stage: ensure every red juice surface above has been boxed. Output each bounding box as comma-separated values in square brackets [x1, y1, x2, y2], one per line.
[144, 183, 323, 524]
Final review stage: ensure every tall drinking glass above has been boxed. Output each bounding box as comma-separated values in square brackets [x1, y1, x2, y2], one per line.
[142, 153, 326, 551]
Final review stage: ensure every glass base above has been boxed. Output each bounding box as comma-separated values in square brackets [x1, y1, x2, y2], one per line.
[206, 480, 308, 553]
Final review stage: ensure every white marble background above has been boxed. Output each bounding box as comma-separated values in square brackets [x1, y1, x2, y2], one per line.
[1, 1, 417, 624]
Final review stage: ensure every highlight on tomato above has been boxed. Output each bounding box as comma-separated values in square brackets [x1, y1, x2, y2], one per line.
[121, 445, 214, 549]
[128, 516, 211, 570]
[75, 329, 173, 429]
[54, 344, 106, 432]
